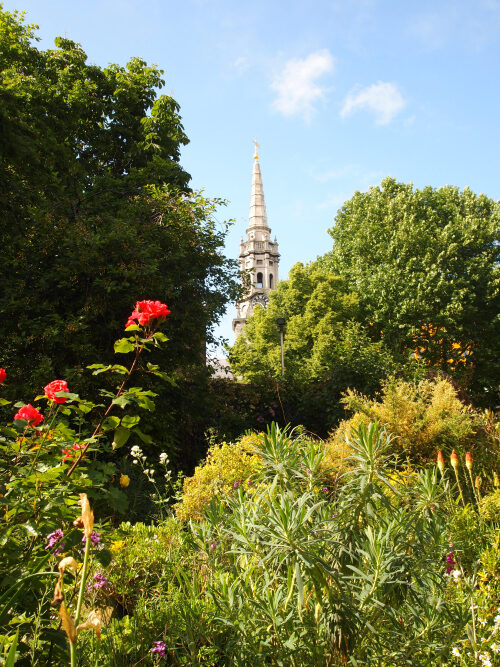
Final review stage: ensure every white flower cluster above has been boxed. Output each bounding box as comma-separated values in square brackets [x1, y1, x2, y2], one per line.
[159, 452, 172, 481]
[478, 653, 492, 666]
[130, 445, 146, 463]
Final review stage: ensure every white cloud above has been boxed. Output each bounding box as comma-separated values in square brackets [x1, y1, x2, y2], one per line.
[271, 49, 335, 121]
[233, 56, 249, 74]
[340, 82, 405, 125]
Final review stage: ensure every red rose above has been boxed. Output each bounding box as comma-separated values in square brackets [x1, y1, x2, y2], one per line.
[125, 300, 170, 328]
[0, 368, 6, 383]
[44, 379, 69, 404]
[14, 404, 43, 426]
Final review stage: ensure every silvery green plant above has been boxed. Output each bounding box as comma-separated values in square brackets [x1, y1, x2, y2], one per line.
[186, 422, 474, 666]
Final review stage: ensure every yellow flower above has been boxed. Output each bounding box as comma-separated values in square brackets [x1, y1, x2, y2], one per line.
[110, 540, 125, 553]
[120, 474, 130, 488]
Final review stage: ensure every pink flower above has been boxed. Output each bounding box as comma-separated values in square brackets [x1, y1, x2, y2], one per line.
[14, 404, 43, 427]
[126, 300, 171, 328]
[44, 379, 69, 403]
[0, 368, 6, 383]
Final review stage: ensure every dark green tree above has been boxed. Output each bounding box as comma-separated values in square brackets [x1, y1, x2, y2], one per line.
[229, 262, 398, 434]
[0, 7, 239, 461]
[323, 178, 500, 404]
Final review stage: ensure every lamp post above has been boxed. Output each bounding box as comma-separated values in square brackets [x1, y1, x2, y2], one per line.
[276, 317, 286, 378]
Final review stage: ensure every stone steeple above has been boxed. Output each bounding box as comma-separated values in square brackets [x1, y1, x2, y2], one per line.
[233, 142, 280, 336]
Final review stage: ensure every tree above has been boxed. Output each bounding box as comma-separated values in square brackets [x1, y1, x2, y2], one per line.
[229, 262, 397, 434]
[322, 178, 500, 403]
[0, 8, 239, 460]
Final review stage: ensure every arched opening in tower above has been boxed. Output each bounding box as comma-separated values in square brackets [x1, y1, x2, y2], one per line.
[256, 272, 263, 288]
[269, 273, 273, 289]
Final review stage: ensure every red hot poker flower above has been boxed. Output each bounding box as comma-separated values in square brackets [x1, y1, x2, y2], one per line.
[0, 368, 6, 383]
[437, 450, 445, 474]
[465, 451, 473, 471]
[450, 450, 459, 470]
[44, 380, 69, 404]
[14, 404, 43, 427]
[125, 300, 170, 328]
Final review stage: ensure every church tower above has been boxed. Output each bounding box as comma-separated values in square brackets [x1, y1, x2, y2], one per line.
[233, 142, 280, 336]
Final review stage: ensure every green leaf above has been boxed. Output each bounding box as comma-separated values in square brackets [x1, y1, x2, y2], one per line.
[114, 338, 135, 354]
[112, 426, 131, 450]
[5, 629, 18, 667]
[152, 331, 168, 343]
[121, 414, 140, 428]
[103, 416, 121, 430]
[0, 398, 10, 406]
[133, 428, 153, 444]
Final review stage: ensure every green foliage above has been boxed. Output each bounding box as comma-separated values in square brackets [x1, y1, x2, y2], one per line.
[479, 490, 500, 522]
[327, 376, 499, 471]
[0, 7, 239, 462]
[229, 261, 399, 435]
[324, 177, 500, 403]
[175, 433, 262, 522]
[0, 308, 171, 663]
[176, 423, 494, 665]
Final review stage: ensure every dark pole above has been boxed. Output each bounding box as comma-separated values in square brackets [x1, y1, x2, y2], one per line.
[276, 317, 286, 378]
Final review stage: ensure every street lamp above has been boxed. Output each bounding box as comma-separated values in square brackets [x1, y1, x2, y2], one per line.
[276, 317, 286, 378]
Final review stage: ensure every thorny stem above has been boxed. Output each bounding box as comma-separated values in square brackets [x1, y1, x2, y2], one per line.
[67, 324, 159, 478]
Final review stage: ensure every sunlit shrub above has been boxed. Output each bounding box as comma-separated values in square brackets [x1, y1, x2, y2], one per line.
[325, 377, 498, 472]
[175, 433, 262, 522]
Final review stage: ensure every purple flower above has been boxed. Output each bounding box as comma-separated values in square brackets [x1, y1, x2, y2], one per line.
[88, 572, 110, 592]
[151, 640, 167, 657]
[82, 531, 101, 547]
[45, 529, 65, 553]
[209, 542, 216, 550]
[233, 481, 240, 489]
[322, 487, 329, 494]
[247, 480, 252, 487]
[446, 551, 456, 574]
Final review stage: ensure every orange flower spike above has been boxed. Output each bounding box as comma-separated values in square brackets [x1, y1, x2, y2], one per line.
[437, 450, 445, 474]
[465, 451, 473, 471]
[450, 450, 459, 470]
[475, 476, 482, 490]
[78, 493, 94, 539]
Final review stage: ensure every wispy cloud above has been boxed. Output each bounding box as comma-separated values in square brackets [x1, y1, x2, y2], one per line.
[270, 49, 335, 122]
[233, 56, 249, 75]
[340, 82, 405, 125]
[317, 192, 351, 211]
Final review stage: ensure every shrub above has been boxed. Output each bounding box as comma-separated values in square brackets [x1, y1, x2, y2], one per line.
[175, 433, 262, 522]
[326, 377, 499, 471]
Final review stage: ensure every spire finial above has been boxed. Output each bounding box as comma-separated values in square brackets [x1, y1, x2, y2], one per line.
[253, 137, 259, 160]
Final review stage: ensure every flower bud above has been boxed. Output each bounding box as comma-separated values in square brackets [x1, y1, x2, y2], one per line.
[450, 450, 459, 470]
[437, 450, 445, 473]
[465, 451, 473, 471]
[475, 476, 481, 490]
[120, 474, 130, 488]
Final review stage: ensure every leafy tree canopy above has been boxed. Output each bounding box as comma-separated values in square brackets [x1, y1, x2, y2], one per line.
[229, 261, 396, 389]
[0, 7, 239, 455]
[323, 177, 500, 403]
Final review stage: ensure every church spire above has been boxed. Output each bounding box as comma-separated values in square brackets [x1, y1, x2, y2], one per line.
[233, 141, 280, 337]
[248, 139, 269, 230]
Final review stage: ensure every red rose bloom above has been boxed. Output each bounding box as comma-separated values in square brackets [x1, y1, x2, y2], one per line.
[44, 380, 69, 404]
[14, 404, 43, 426]
[0, 368, 6, 383]
[125, 300, 171, 328]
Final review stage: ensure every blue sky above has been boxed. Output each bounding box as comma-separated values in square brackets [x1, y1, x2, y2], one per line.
[5, 0, 500, 347]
